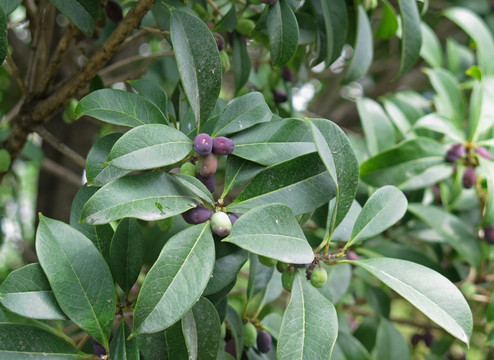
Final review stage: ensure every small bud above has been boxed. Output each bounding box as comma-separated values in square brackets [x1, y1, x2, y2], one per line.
[168, 167, 180, 174]
[462, 167, 476, 189]
[243, 322, 257, 347]
[410, 333, 422, 347]
[281, 66, 295, 82]
[423, 331, 434, 347]
[445, 143, 465, 163]
[256, 331, 272, 353]
[214, 33, 226, 51]
[475, 146, 492, 160]
[346, 251, 360, 261]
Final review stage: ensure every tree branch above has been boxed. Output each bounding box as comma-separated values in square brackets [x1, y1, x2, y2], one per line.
[34, 126, 86, 168]
[6, 53, 27, 97]
[41, 157, 82, 188]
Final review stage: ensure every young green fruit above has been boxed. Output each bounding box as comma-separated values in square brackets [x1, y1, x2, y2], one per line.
[180, 162, 196, 177]
[276, 261, 289, 273]
[211, 211, 232, 237]
[259, 255, 277, 267]
[310, 267, 328, 288]
[243, 322, 257, 347]
[236, 18, 256, 36]
[281, 267, 294, 291]
[0, 149, 11, 173]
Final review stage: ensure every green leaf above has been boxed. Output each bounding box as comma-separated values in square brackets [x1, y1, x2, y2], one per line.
[468, 77, 494, 142]
[480, 158, 494, 225]
[81, 172, 201, 225]
[222, 155, 265, 198]
[136, 331, 168, 360]
[278, 270, 338, 359]
[381, 98, 414, 139]
[165, 320, 189, 359]
[182, 297, 221, 360]
[0, 323, 85, 359]
[110, 218, 143, 294]
[212, 92, 272, 137]
[345, 258, 473, 345]
[333, 331, 370, 360]
[413, 113, 465, 143]
[347, 186, 407, 247]
[129, 79, 169, 123]
[224, 203, 314, 264]
[133, 223, 215, 334]
[212, 7, 237, 32]
[407, 204, 481, 268]
[0, 7, 7, 66]
[36, 215, 116, 347]
[343, 6, 373, 83]
[443, 7, 494, 75]
[76, 89, 168, 127]
[171, 173, 215, 207]
[171, 9, 221, 128]
[397, 0, 422, 76]
[106, 124, 192, 170]
[356, 98, 395, 156]
[225, 305, 243, 360]
[320, 0, 348, 64]
[50, 0, 96, 36]
[372, 318, 410, 360]
[360, 138, 446, 188]
[308, 118, 359, 232]
[230, 118, 315, 166]
[317, 263, 352, 304]
[0, 0, 21, 14]
[0, 263, 65, 320]
[232, 32, 251, 93]
[85, 133, 130, 186]
[267, 0, 299, 67]
[227, 153, 335, 215]
[420, 22, 443, 68]
[376, 1, 398, 40]
[110, 321, 139, 360]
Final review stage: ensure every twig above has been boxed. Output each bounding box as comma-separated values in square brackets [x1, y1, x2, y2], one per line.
[35, 126, 86, 168]
[5, 53, 27, 97]
[42, 158, 82, 187]
[77, 333, 90, 350]
[99, 50, 173, 77]
[0, 99, 23, 126]
[207, 0, 224, 16]
[140, 25, 170, 35]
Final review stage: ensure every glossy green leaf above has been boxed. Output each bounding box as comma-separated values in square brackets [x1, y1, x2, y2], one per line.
[397, 0, 422, 76]
[333, 331, 370, 360]
[267, 0, 299, 67]
[278, 271, 338, 359]
[212, 7, 237, 32]
[468, 77, 494, 142]
[345, 258, 472, 345]
[479, 158, 494, 225]
[0, 263, 65, 320]
[110, 218, 143, 294]
[372, 318, 410, 360]
[356, 98, 395, 156]
[212, 92, 272, 137]
[232, 32, 251, 93]
[443, 7, 494, 75]
[81, 172, 201, 225]
[51, 0, 96, 36]
[343, 6, 373, 83]
[224, 203, 314, 264]
[321, 0, 348, 64]
[165, 320, 189, 359]
[133, 223, 215, 334]
[347, 186, 407, 247]
[222, 155, 265, 198]
[309, 118, 359, 232]
[317, 263, 352, 304]
[0, 0, 21, 14]
[420, 22, 443, 68]
[230, 118, 315, 166]
[227, 153, 335, 215]
[381, 98, 414, 139]
[0, 323, 85, 359]
[0, 7, 6, 66]
[360, 138, 445, 188]
[413, 113, 465, 142]
[407, 204, 481, 268]
[136, 331, 167, 360]
[36, 215, 116, 347]
[225, 305, 243, 360]
[171, 9, 221, 128]
[171, 173, 215, 206]
[129, 79, 169, 123]
[85, 133, 129, 186]
[110, 321, 139, 360]
[376, 1, 398, 40]
[106, 124, 192, 170]
[76, 89, 168, 127]
[182, 297, 221, 360]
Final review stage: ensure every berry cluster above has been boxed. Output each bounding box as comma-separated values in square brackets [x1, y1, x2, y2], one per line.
[226, 323, 272, 356]
[444, 143, 492, 189]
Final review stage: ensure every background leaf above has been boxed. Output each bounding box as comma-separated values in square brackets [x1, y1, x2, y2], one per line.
[36, 215, 116, 347]
[0, 0, 21, 14]
[0, 7, 6, 65]
[110, 321, 139, 360]
[50, 0, 96, 36]
[420, 22, 443, 68]
[129, 79, 169, 123]
[267, 0, 299, 67]
[225, 305, 243, 360]
[222, 156, 265, 198]
[372, 318, 410, 360]
[397, 0, 422, 76]
[133, 223, 215, 334]
[346, 258, 473, 344]
[232, 32, 251, 93]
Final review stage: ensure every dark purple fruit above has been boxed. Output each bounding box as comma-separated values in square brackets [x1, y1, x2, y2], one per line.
[198, 153, 218, 177]
[211, 212, 232, 237]
[272, 89, 287, 103]
[105, 1, 123, 22]
[212, 137, 235, 155]
[197, 173, 216, 193]
[256, 331, 272, 353]
[410, 333, 422, 347]
[228, 213, 238, 224]
[194, 133, 213, 155]
[281, 66, 295, 82]
[214, 33, 226, 51]
[445, 143, 465, 163]
[93, 342, 106, 356]
[225, 338, 236, 357]
[182, 206, 212, 224]
[261, 0, 277, 4]
[484, 226, 494, 244]
[475, 146, 492, 160]
[463, 167, 476, 188]
[423, 331, 434, 347]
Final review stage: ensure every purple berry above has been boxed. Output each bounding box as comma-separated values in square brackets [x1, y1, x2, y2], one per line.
[197, 173, 216, 193]
[445, 143, 465, 163]
[198, 153, 218, 177]
[225, 339, 236, 357]
[463, 167, 476, 189]
[410, 333, 421, 347]
[181, 205, 212, 224]
[475, 146, 492, 160]
[261, 0, 277, 4]
[484, 226, 494, 244]
[272, 89, 287, 103]
[256, 331, 272, 353]
[346, 251, 360, 261]
[423, 331, 434, 347]
[194, 133, 213, 155]
[212, 137, 235, 155]
[105, 1, 123, 22]
[228, 213, 238, 224]
[214, 33, 225, 51]
[281, 66, 295, 82]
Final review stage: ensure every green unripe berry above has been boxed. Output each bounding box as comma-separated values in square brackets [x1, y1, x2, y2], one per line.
[259, 255, 277, 267]
[310, 267, 328, 288]
[211, 211, 232, 237]
[243, 322, 257, 347]
[221, 322, 226, 339]
[0, 149, 11, 173]
[276, 261, 289, 273]
[180, 162, 196, 177]
[236, 18, 255, 36]
[220, 50, 230, 73]
[281, 267, 294, 291]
